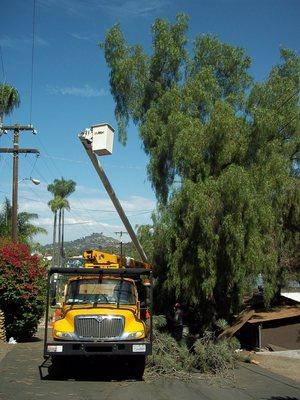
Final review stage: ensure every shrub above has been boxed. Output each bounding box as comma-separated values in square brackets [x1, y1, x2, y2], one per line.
[0, 241, 47, 340]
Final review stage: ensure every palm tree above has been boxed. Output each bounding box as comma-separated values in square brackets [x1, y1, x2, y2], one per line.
[47, 178, 76, 266]
[0, 84, 20, 123]
[56, 197, 70, 265]
[47, 178, 76, 199]
[0, 197, 11, 238]
[48, 197, 61, 266]
[0, 197, 46, 243]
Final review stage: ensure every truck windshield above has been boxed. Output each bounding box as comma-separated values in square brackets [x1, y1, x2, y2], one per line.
[65, 279, 136, 305]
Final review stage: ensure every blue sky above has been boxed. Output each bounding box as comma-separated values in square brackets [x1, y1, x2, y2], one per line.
[0, 0, 299, 245]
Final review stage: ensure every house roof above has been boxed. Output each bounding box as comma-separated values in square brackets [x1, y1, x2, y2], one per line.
[218, 306, 300, 339]
[248, 306, 300, 324]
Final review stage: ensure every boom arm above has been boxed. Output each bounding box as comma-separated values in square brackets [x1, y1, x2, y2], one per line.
[79, 134, 148, 263]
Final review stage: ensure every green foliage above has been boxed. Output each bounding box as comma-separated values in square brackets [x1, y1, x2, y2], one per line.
[131, 224, 155, 262]
[47, 178, 76, 265]
[147, 315, 196, 377]
[0, 197, 47, 244]
[0, 83, 20, 122]
[102, 14, 300, 324]
[0, 241, 47, 340]
[193, 331, 240, 373]
[152, 314, 167, 329]
[147, 315, 238, 378]
[47, 178, 76, 199]
[215, 319, 229, 331]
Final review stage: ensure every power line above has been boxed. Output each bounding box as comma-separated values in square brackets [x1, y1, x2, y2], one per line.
[29, 0, 36, 124]
[32, 143, 94, 236]
[0, 185, 104, 237]
[0, 187, 154, 215]
[278, 114, 298, 134]
[23, 154, 50, 184]
[0, 139, 118, 239]
[38, 221, 92, 227]
[275, 90, 299, 112]
[0, 152, 9, 177]
[3, 155, 155, 214]
[30, 133, 149, 237]
[42, 154, 144, 170]
[0, 44, 5, 82]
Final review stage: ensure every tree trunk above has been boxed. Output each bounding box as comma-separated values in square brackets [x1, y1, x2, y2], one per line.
[58, 209, 62, 267]
[0, 309, 6, 342]
[52, 210, 57, 267]
[61, 208, 65, 265]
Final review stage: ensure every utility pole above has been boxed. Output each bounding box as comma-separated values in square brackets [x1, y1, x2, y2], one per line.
[115, 231, 128, 264]
[0, 124, 39, 242]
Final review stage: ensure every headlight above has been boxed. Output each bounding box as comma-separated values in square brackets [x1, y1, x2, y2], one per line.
[121, 331, 144, 340]
[54, 330, 78, 340]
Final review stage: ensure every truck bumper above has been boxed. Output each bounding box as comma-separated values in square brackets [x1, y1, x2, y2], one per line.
[44, 340, 151, 357]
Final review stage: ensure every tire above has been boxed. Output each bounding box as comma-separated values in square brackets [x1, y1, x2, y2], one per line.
[48, 356, 69, 379]
[126, 355, 146, 380]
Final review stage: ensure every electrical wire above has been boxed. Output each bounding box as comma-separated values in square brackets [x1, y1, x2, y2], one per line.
[0, 153, 9, 180]
[34, 135, 119, 236]
[43, 154, 144, 170]
[20, 154, 100, 238]
[11, 183, 98, 237]
[0, 44, 5, 82]
[29, 153, 39, 178]
[23, 155, 50, 185]
[30, 129, 152, 239]
[275, 90, 299, 111]
[29, 0, 36, 124]
[38, 221, 92, 226]
[0, 43, 7, 133]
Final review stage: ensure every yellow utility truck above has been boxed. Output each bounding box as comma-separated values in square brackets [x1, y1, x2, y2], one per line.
[42, 123, 153, 379]
[43, 250, 152, 379]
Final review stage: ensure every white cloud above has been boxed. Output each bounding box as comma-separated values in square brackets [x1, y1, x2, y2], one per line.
[47, 84, 107, 98]
[0, 35, 49, 49]
[38, 0, 169, 18]
[68, 33, 98, 42]
[75, 185, 105, 195]
[99, 0, 170, 17]
[70, 195, 155, 213]
[18, 187, 156, 245]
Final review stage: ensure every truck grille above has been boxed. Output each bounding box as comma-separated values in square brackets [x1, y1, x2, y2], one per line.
[75, 315, 124, 340]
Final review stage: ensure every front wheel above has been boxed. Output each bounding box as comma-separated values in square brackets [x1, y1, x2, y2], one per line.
[125, 355, 146, 380]
[48, 356, 69, 379]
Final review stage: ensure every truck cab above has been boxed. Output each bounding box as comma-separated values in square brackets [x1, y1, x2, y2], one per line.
[44, 250, 152, 379]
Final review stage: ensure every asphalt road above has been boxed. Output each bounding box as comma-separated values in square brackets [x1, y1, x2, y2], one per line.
[0, 331, 299, 400]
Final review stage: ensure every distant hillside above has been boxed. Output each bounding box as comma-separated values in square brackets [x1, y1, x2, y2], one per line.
[41, 232, 134, 257]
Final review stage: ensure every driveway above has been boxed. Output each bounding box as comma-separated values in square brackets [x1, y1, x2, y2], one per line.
[0, 330, 299, 400]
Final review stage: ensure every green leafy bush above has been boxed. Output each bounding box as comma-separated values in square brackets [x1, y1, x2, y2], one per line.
[0, 241, 47, 340]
